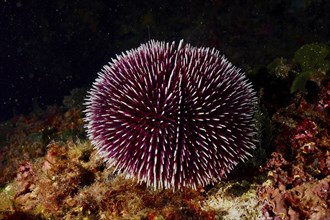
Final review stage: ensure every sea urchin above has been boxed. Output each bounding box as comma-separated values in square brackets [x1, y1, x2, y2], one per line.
[84, 40, 257, 190]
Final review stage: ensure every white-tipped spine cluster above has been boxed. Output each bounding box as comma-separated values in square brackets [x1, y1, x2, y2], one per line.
[84, 40, 257, 190]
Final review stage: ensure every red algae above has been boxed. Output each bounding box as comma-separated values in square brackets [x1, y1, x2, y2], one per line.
[257, 77, 330, 219]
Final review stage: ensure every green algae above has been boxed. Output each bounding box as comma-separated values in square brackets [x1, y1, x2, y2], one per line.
[291, 43, 330, 93]
[294, 43, 329, 72]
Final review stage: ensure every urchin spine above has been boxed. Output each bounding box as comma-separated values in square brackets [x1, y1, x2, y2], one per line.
[84, 40, 257, 190]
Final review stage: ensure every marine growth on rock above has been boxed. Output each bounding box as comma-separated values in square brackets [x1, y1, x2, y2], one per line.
[84, 40, 257, 190]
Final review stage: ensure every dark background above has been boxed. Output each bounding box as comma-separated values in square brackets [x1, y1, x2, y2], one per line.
[1, 0, 329, 122]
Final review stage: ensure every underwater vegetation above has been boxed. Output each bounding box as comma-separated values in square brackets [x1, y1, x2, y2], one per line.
[267, 43, 330, 94]
[0, 42, 329, 219]
[257, 81, 330, 219]
[257, 43, 330, 219]
[291, 43, 330, 93]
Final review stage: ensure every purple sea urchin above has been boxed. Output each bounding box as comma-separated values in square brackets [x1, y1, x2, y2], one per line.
[84, 40, 257, 190]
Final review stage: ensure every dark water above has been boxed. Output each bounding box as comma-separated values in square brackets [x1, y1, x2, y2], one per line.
[1, 0, 329, 121]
